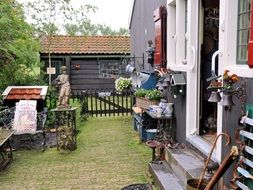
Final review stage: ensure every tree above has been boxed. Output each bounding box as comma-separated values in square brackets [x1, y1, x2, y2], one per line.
[24, 0, 97, 37]
[64, 21, 129, 36]
[22, 0, 97, 85]
[0, 0, 42, 91]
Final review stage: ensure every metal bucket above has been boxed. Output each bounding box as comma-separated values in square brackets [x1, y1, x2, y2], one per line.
[186, 179, 208, 190]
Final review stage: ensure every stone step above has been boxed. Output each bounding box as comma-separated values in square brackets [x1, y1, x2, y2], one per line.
[149, 161, 185, 190]
[164, 146, 205, 186]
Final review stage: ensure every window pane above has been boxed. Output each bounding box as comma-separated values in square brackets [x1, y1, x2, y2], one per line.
[237, 0, 251, 64]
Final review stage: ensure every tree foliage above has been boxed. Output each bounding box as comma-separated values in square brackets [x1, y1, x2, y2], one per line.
[24, 0, 97, 37]
[23, 0, 128, 36]
[0, 0, 42, 91]
[64, 22, 129, 36]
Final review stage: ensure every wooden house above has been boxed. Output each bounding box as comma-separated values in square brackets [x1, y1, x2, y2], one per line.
[40, 35, 130, 93]
[130, 0, 253, 189]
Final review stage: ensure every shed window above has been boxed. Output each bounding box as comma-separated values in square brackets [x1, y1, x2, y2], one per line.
[237, 0, 251, 64]
[99, 61, 126, 79]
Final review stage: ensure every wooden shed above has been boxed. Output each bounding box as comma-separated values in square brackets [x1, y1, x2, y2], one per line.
[40, 35, 130, 93]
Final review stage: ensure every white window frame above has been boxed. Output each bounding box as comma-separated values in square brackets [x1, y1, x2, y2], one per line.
[220, 0, 253, 78]
[167, 0, 189, 72]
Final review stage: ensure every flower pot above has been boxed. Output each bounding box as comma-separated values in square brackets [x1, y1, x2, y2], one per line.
[135, 97, 158, 109]
[165, 103, 174, 116]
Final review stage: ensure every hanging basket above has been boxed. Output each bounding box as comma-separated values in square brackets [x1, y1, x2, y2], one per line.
[135, 97, 158, 109]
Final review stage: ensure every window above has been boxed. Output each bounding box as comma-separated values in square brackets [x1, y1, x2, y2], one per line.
[222, 0, 253, 78]
[237, 0, 251, 64]
[99, 61, 119, 79]
[99, 60, 127, 79]
[167, 0, 188, 71]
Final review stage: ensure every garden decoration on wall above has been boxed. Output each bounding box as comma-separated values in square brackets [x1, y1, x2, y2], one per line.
[207, 70, 244, 108]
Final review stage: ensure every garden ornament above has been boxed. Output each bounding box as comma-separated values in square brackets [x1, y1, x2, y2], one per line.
[205, 146, 239, 190]
[125, 63, 136, 74]
[197, 133, 231, 189]
[220, 93, 235, 106]
[208, 91, 221, 102]
[53, 66, 71, 109]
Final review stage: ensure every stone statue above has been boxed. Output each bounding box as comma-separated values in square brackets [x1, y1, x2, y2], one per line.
[54, 66, 71, 108]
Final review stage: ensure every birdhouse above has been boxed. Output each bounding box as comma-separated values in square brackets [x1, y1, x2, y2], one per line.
[170, 73, 186, 96]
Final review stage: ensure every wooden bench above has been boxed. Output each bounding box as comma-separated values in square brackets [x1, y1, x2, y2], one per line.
[0, 129, 14, 171]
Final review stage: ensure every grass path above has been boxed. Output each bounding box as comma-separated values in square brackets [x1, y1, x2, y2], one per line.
[0, 116, 151, 190]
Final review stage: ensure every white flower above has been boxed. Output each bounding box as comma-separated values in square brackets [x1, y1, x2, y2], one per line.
[115, 77, 132, 92]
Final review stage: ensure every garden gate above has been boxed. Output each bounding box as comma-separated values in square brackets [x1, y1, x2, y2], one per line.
[73, 88, 134, 117]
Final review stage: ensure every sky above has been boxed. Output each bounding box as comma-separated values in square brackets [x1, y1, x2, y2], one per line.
[17, 0, 133, 30]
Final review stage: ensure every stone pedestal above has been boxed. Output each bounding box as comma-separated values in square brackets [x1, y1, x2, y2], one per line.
[51, 107, 77, 151]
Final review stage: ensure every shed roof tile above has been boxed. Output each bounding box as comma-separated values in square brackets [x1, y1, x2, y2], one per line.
[40, 35, 130, 55]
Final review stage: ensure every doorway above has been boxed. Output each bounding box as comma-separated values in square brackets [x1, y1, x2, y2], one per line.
[199, 0, 219, 144]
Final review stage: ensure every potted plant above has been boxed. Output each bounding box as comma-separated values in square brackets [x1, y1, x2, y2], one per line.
[115, 77, 132, 93]
[146, 89, 163, 101]
[134, 88, 163, 109]
[134, 88, 147, 98]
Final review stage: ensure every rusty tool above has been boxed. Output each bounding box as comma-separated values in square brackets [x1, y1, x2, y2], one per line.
[197, 133, 231, 189]
[205, 146, 239, 190]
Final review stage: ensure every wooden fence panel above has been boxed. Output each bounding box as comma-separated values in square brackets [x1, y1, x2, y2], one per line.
[72, 88, 134, 117]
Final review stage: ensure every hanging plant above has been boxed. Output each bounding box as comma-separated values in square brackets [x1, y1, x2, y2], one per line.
[115, 77, 132, 92]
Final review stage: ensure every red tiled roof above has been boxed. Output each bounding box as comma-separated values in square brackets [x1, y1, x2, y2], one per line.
[6, 88, 42, 100]
[40, 35, 130, 54]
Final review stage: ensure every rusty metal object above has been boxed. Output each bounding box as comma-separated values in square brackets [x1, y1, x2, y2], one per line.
[197, 133, 231, 189]
[205, 146, 239, 190]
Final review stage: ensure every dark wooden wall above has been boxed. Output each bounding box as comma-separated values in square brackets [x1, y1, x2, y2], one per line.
[70, 58, 115, 92]
[129, 0, 167, 72]
[130, 0, 187, 143]
[41, 54, 130, 93]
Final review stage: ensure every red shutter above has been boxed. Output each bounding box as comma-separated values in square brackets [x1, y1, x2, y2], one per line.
[153, 6, 167, 68]
[248, 1, 253, 68]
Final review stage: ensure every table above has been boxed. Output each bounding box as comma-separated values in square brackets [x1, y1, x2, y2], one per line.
[0, 129, 14, 170]
[145, 110, 173, 142]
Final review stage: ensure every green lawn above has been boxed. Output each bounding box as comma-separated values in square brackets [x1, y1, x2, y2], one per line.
[0, 116, 152, 190]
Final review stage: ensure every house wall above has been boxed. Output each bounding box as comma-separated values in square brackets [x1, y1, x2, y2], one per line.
[221, 78, 253, 186]
[130, 0, 187, 143]
[130, 0, 167, 72]
[165, 87, 187, 143]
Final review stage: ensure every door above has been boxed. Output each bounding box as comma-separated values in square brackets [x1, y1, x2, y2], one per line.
[186, 0, 220, 159]
[199, 0, 219, 144]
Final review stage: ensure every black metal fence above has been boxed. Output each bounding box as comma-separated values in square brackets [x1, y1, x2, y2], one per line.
[72, 88, 134, 117]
